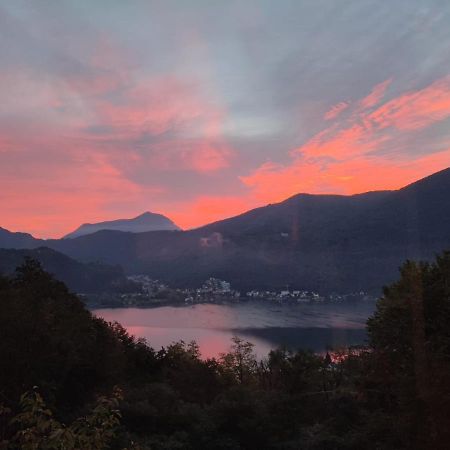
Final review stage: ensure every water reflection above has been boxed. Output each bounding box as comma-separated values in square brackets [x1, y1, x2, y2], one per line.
[93, 301, 375, 359]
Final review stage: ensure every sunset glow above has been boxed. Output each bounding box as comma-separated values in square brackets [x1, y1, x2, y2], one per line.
[1, 1, 450, 237]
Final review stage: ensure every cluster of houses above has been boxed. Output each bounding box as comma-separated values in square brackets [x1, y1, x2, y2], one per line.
[85, 275, 373, 308]
[245, 289, 325, 303]
[244, 290, 373, 304]
[125, 275, 241, 305]
[183, 278, 240, 303]
[201, 277, 232, 293]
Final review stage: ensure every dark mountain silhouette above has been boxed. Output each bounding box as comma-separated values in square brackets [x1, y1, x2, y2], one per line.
[0, 227, 39, 249]
[63, 211, 180, 239]
[0, 247, 134, 294]
[1, 168, 449, 293]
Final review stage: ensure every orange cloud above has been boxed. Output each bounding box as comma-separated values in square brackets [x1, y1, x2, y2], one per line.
[243, 76, 450, 202]
[168, 196, 254, 230]
[297, 123, 383, 160]
[366, 76, 450, 131]
[296, 78, 450, 163]
[242, 150, 450, 203]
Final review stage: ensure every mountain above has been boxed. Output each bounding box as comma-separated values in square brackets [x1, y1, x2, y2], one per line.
[0, 227, 40, 249]
[1, 168, 450, 293]
[52, 167, 450, 293]
[0, 247, 134, 294]
[63, 211, 180, 239]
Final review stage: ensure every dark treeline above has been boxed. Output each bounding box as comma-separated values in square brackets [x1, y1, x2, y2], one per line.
[1, 254, 450, 449]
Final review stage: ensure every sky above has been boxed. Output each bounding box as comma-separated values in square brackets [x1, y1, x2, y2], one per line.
[1, 0, 450, 238]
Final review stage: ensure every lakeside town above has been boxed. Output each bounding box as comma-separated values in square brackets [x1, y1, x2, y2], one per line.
[81, 274, 376, 308]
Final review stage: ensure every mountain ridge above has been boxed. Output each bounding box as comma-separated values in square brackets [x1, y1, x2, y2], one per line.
[0, 247, 135, 293]
[1, 167, 449, 293]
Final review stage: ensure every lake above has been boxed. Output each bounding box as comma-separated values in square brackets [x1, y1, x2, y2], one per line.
[93, 301, 376, 359]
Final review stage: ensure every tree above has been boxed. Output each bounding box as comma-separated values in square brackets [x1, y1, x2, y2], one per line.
[219, 337, 257, 384]
[0, 260, 127, 411]
[367, 251, 450, 449]
[0, 388, 129, 450]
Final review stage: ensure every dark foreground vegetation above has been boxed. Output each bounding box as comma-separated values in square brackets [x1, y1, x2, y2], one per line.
[1, 254, 450, 449]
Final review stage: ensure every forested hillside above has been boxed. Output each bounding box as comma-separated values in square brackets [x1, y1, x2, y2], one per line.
[1, 253, 449, 449]
[0, 247, 135, 293]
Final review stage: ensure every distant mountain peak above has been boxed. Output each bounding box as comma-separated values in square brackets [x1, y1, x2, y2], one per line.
[63, 211, 181, 239]
[131, 211, 171, 222]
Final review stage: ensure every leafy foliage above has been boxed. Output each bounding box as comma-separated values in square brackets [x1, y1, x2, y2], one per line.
[1, 254, 450, 449]
[1, 388, 123, 450]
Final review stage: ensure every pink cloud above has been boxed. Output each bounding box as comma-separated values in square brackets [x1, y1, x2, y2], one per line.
[324, 101, 349, 120]
[359, 78, 392, 109]
[366, 76, 450, 131]
[243, 76, 450, 203]
[0, 57, 235, 237]
[183, 142, 233, 173]
[89, 76, 234, 173]
[2, 45, 450, 240]
[0, 119, 162, 237]
[167, 195, 254, 230]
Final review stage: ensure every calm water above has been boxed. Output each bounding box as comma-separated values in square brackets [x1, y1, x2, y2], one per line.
[93, 301, 375, 359]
